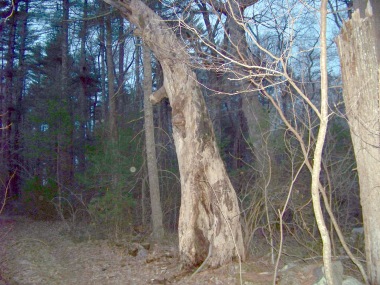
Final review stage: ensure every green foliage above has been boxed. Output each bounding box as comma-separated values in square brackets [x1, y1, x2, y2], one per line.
[88, 189, 135, 230]
[22, 176, 58, 219]
[328, 117, 352, 153]
[79, 127, 143, 234]
[81, 128, 142, 186]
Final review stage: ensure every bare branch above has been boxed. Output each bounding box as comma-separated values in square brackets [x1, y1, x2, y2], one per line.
[150, 86, 168, 104]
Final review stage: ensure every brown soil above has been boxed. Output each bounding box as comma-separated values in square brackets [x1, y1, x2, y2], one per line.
[0, 216, 276, 285]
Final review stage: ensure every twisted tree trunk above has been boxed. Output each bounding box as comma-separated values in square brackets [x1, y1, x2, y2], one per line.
[102, 0, 245, 268]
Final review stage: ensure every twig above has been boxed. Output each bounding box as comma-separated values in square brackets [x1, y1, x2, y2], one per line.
[0, 172, 16, 215]
[190, 240, 213, 278]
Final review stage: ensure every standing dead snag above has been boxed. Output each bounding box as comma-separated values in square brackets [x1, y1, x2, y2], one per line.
[336, 1, 380, 284]
[102, 0, 245, 268]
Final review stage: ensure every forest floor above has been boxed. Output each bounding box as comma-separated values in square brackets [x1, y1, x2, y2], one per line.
[0, 215, 363, 285]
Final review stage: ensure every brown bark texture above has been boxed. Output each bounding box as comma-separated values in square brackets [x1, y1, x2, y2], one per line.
[336, 1, 380, 284]
[3, 0, 18, 198]
[224, 1, 271, 174]
[102, 0, 245, 268]
[105, 11, 117, 141]
[58, 0, 73, 190]
[78, 0, 88, 173]
[143, 44, 164, 241]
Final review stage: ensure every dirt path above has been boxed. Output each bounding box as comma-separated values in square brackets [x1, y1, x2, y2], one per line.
[0, 216, 274, 285]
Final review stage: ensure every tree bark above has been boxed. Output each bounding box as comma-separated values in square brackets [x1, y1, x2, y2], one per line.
[134, 37, 142, 110]
[57, 0, 73, 198]
[3, 0, 18, 199]
[336, 1, 380, 283]
[105, 9, 117, 142]
[117, 15, 125, 118]
[78, 0, 88, 173]
[99, 1, 107, 123]
[198, 2, 222, 141]
[11, 0, 29, 199]
[102, 0, 245, 268]
[311, 1, 334, 284]
[225, 1, 271, 174]
[143, 44, 164, 241]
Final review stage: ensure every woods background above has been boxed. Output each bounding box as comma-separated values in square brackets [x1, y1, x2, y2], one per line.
[1, 0, 378, 283]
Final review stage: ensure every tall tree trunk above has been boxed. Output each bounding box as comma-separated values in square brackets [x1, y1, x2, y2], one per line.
[118, 15, 124, 88]
[105, 6, 121, 196]
[117, 15, 125, 119]
[225, 1, 271, 175]
[336, 1, 380, 283]
[198, 2, 222, 141]
[105, 10, 117, 142]
[99, 1, 107, 124]
[3, 0, 18, 199]
[12, 0, 29, 199]
[134, 37, 142, 110]
[78, 0, 88, 173]
[57, 0, 73, 197]
[311, 1, 335, 284]
[225, 97, 243, 170]
[102, 0, 245, 268]
[143, 44, 164, 241]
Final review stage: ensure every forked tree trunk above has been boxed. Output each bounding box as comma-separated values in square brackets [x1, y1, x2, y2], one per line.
[102, 0, 245, 268]
[336, 1, 380, 284]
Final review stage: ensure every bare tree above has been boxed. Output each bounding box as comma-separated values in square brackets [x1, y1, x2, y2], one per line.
[311, 1, 334, 283]
[175, 0, 368, 282]
[102, 0, 245, 268]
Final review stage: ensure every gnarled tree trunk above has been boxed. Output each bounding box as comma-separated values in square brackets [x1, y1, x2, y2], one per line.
[102, 0, 245, 268]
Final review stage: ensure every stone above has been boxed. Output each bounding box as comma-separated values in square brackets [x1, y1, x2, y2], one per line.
[313, 261, 343, 285]
[343, 276, 364, 285]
